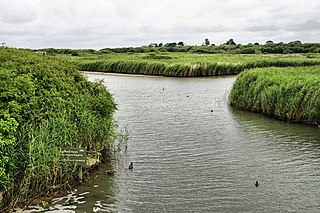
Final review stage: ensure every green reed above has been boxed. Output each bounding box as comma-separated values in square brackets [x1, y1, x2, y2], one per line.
[75, 52, 320, 77]
[0, 47, 117, 210]
[229, 66, 320, 125]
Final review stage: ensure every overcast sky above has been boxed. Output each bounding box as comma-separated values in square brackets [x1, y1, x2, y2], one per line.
[1, 0, 320, 49]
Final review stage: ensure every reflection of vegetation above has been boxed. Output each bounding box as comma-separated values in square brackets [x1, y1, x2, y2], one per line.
[0, 47, 117, 210]
[229, 66, 320, 126]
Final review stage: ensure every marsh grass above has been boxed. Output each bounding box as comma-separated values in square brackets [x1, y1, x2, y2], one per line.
[71, 53, 320, 77]
[229, 66, 320, 125]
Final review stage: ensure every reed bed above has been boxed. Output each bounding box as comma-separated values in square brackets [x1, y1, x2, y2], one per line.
[229, 66, 320, 125]
[0, 47, 117, 210]
[73, 53, 320, 77]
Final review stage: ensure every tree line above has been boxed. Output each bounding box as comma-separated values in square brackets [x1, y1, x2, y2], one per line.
[33, 40, 320, 55]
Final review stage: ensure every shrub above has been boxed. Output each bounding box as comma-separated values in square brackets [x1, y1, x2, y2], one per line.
[0, 47, 116, 208]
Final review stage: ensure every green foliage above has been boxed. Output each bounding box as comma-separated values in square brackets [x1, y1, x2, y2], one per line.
[34, 41, 320, 56]
[0, 47, 116, 207]
[0, 117, 18, 190]
[229, 66, 320, 125]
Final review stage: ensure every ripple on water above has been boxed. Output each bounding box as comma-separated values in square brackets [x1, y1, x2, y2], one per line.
[69, 74, 320, 212]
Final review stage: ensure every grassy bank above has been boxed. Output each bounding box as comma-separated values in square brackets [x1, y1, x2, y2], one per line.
[0, 47, 117, 210]
[229, 66, 320, 125]
[63, 52, 320, 77]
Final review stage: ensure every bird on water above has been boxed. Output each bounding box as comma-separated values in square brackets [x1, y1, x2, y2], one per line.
[129, 162, 133, 170]
[255, 181, 259, 187]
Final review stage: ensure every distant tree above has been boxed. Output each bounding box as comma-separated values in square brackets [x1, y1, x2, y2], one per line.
[254, 42, 260, 45]
[158, 43, 163, 47]
[287, 41, 304, 53]
[226, 39, 236, 45]
[71, 50, 79, 56]
[149, 43, 157, 48]
[165, 42, 177, 47]
[266, 40, 274, 45]
[239, 47, 256, 54]
[204, 38, 210, 46]
[288, 40, 302, 46]
[178, 41, 184, 46]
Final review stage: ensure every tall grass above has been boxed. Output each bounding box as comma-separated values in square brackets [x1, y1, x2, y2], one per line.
[12, 115, 76, 206]
[73, 53, 320, 77]
[229, 66, 320, 125]
[0, 48, 117, 210]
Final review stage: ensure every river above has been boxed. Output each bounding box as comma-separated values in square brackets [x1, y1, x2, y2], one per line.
[26, 73, 320, 212]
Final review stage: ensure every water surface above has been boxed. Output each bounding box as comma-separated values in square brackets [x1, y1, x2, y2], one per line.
[47, 74, 320, 212]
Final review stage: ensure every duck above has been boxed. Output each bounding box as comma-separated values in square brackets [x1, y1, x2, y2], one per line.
[255, 181, 259, 187]
[129, 162, 133, 170]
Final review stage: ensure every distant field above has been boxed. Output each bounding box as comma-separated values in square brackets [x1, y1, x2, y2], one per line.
[59, 52, 320, 77]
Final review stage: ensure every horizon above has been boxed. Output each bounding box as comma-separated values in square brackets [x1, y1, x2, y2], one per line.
[3, 39, 319, 51]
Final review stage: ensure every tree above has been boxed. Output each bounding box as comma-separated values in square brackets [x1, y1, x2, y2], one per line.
[226, 39, 236, 45]
[165, 42, 177, 47]
[204, 38, 210, 46]
[266, 40, 274, 45]
[178, 41, 184, 46]
[148, 43, 157, 48]
[288, 40, 302, 46]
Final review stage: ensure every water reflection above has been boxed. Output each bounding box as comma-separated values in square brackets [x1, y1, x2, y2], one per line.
[230, 107, 320, 212]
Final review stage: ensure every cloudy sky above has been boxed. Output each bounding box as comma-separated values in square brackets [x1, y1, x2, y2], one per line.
[1, 0, 320, 49]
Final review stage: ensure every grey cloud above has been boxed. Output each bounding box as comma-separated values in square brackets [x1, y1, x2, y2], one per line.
[0, 0, 38, 24]
[1, 0, 320, 49]
[245, 25, 281, 32]
[245, 20, 320, 33]
[286, 20, 320, 32]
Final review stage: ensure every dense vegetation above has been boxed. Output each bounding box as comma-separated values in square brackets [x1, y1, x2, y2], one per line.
[229, 67, 320, 125]
[69, 52, 320, 77]
[31, 41, 320, 77]
[36, 40, 320, 55]
[0, 47, 116, 209]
